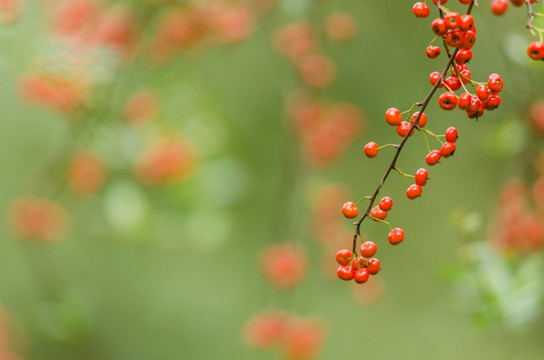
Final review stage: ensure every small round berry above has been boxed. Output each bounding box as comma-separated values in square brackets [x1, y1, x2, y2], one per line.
[467, 96, 481, 114]
[527, 41, 544, 60]
[337, 265, 354, 280]
[458, 14, 475, 32]
[438, 92, 458, 111]
[412, 2, 430, 18]
[411, 111, 427, 128]
[485, 94, 502, 110]
[444, 12, 461, 29]
[360, 241, 377, 258]
[445, 127, 458, 143]
[455, 49, 472, 64]
[426, 150, 442, 166]
[444, 30, 463, 48]
[397, 121, 415, 137]
[487, 73, 503, 93]
[336, 249, 352, 266]
[364, 142, 379, 158]
[406, 184, 423, 199]
[431, 18, 447, 36]
[458, 0, 472, 4]
[342, 202, 359, 219]
[354, 267, 370, 284]
[351, 257, 364, 270]
[426, 45, 441, 59]
[370, 206, 388, 221]
[440, 142, 456, 157]
[458, 92, 471, 110]
[476, 85, 489, 101]
[367, 258, 381, 275]
[491, 0, 509, 15]
[385, 107, 402, 126]
[388, 228, 405, 245]
[462, 31, 476, 49]
[432, 0, 448, 4]
[429, 71, 443, 87]
[444, 76, 461, 91]
[379, 197, 393, 212]
[415, 168, 429, 186]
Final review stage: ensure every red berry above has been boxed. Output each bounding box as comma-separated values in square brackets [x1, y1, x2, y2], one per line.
[445, 127, 458, 143]
[458, 92, 471, 110]
[364, 142, 379, 158]
[412, 2, 430, 18]
[459, 69, 472, 85]
[459, 14, 475, 32]
[342, 202, 359, 219]
[461, 31, 477, 49]
[444, 12, 461, 29]
[352, 256, 364, 270]
[388, 228, 405, 245]
[415, 168, 429, 186]
[337, 265, 354, 280]
[487, 73, 503, 93]
[397, 121, 415, 137]
[370, 206, 388, 221]
[354, 267, 370, 283]
[440, 142, 456, 157]
[426, 45, 441, 59]
[438, 92, 458, 110]
[527, 41, 544, 60]
[406, 184, 423, 199]
[426, 150, 442, 166]
[429, 71, 443, 87]
[411, 111, 427, 128]
[467, 96, 481, 114]
[458, 0, 472, 4]
[444, 76, 461, 91]
[431, 18, 447, 36]
[445, 30, 463, 48]
[367, 258, 381, 275]
[336, 249, 352, 266]
[360, 241, 377, 258]
[385, 107, 402, 126]
[432, 0, 448, 6]
[485, 94, 502, 110]
[379, 197, 393, 211]
[476, 85, 489, 101]
[491, 0, 508, 15]
[455, 49, 472, 64]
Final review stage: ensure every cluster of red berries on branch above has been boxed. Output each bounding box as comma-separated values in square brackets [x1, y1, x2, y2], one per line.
[334, 0, 505, 284]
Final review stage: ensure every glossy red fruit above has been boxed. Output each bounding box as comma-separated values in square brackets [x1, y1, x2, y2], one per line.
[426, 150, 442, 165]
[368, 258, 381, 275]
[458, 0, 472, 4]
[458, 92, 471, 110]
[438, 92, 458, 110]
[354, 267, 370, 283]
[426, 45, 441, 59]
[444, 12, 461, 29]
[412, 2, 430, 18]
[445, 30, 463, 48]
[440, 142, 456, 157]
[411, 111, 427, 128]
[476, 85, 489, 101]
[337, 265, 354, 280]
[485, 94, 502, 110]
[397, 121, 415, 137]
[431, 18, 447, 36]
[352, 257, 365, 270]
[446, 127, 458, 143]
[491, 0, 508, 15]
[415, 168, 429, 186]
[370, 206, 388, 221]
[487, 73, 503, 93]
[460, 69, 472, 84]
[379, 197, 393, 211]
[388, 228, 405, 245]
[342, 202, 359, 219]
[360, 241, 377, 258]
[429, 71, 443, 86]
[459, 14, 474, 31]
[527, 41, 544, 60]
[385, 107, 402, 126]
[444, 76, 461, 91]
[364, 142, 379, 158]
[455, 49, 472, 64]
[336, 249, 352, 266]
[467, 96, 481, 114]
[406, 184, 422, 199]
[432, 0, 448, 4]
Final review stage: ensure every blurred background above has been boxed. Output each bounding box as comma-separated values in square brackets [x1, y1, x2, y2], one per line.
[0, 0, 544, 359]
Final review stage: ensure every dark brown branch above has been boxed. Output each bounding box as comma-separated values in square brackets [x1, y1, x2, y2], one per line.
[525, 0, 536, 30]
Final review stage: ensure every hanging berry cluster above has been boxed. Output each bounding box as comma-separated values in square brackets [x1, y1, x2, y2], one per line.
[335, 0, 505, 284]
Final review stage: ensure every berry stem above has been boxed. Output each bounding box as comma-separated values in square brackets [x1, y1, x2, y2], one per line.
[419, 129, 432, 153]
[394, 167, 413, 186]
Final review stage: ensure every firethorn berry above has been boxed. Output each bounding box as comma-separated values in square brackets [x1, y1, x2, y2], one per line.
[336, 249, 352, 266]
[411, 111, 427, 128]
[462, 31, 477, 49]
[337, 265, 354, 280]
[444, 12, 461, 29]
[459, 14, 475, 32]
[406, 184, 423, 199]
[438, 92, 458, 110]
[426, 45, 441, 59]
[445, 30, 463, 48]
[364, 142, 379, 158]
[367, 258, 381, 275]
[527, 41, 544, 60]
[412, 2, 430, 18]
[459, 69, 472, 84]
[429, 71, 443, 87]
[388, 228, 405, 245]
[440, 142, 456, 157]
[415, 168, 429, 186]
[385, 107, 402, 126]
[379, 197, 393, 211]
[354, 267, 370, 284]
[487, 73, 503, 93]
[476, 85, 489, 101]
[467, 96, 481, 114]
[458, 0, 472, 4]
[431, 18, 447, 36]
[485, 94, 502, 110]
[342, 202, 359, 219]
[370, 206, 388, 221]
[491, 0, 509, 15]
[397, 121, 415, 137]
[351, 257, 364, 270]
[426, 150, 442, 166]
[446, 127, 458, 143]
[455, 49, 472, 64]
[444, 76, 461, 91]
[458, 92, 471, 110]
[360, 241, 377, 258]
[432, 0, 448, 6]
